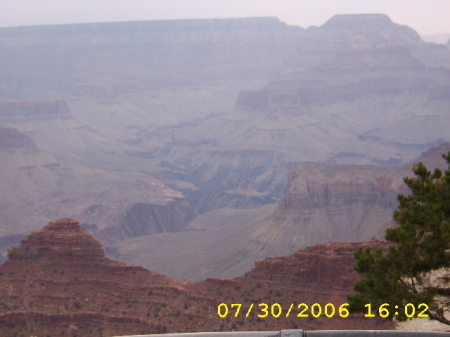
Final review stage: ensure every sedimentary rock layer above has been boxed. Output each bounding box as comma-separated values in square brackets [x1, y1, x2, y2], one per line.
[7, 218, 104, 262]
[0, 100, 70, 120]
[0, 218, 392, 336]
[272, 142, 450, 244]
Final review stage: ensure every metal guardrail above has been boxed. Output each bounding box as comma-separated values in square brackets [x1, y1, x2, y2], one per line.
[116, 329, 450, 337]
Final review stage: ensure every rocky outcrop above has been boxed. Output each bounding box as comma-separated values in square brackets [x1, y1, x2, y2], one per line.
[273, 143, 450, 243]
[0, 125, 39, 153]
[0, 218, 393, 335]
[0, 99, 70, 120]
[233, 14, 449, 116]
[278, 14, 423, 76]
[278, 163, 404, 212]
[0, 219, 202, 336]
[7, 218, 104, 262]
[194, 240, 393, 331]
[252, 241, 390, 288]
[0, 137, 197, 248]
[318, 14, 421, 47]
[279, 142, 450, 212]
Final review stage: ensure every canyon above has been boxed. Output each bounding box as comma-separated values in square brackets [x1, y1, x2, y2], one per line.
[0, 124, 194, 262]
[148, 14, 450, 213]
[0, 14, 449, 335]
[0, 15, 448, 214]
[109, 142, 450, 282]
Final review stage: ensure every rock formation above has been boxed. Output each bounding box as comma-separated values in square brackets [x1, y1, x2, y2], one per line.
[0, 218, 180, 336]
[0, 125, 38, 153]
[0, 99, 70, 121]
[271, 142, 450, 244]
[97, 200, 195, 243]
[310, 14, 421, 48]
[7, 218, 104, 262]
[0, 218, 392, 336]
[251, 241, 390, 288]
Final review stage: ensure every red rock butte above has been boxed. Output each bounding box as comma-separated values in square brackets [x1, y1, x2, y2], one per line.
[7, 218, 105, 262]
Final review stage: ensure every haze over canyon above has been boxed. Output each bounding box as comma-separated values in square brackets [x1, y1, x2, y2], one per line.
[0, 12, 449, 335]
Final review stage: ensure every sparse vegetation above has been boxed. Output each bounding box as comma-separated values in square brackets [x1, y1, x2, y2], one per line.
[349, 151, 450, 325]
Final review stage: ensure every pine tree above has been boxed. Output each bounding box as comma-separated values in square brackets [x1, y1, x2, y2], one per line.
[348, 151, 450, 324]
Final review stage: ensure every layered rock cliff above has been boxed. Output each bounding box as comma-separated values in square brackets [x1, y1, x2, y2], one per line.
[273, 163, 405, 242]
[0, 219, 185, 336]
[0, 99, 70, 121]
[7, 218, 105, 262]
[0, 218, 392, 336]
[308, 14, 421, 49]
[194, 240, 393, 331]
[0, 17, 304, 98]
[251, 241, 390, 288]
[272, 142, 450, 244]
[96, 199, 195, 243]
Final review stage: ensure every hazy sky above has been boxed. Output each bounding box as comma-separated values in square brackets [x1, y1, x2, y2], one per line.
[1, 0, 449, 36]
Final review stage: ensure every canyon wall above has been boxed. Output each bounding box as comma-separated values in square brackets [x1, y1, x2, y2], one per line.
[1, 15, 449, 217]
[107, 143, 450, 283]
[0, 124, 195, 245]
[96, 200, 195, 243]
[0, 18, 304, 98]
[152, 14, 450, 213]
[272, 142, 450, 244]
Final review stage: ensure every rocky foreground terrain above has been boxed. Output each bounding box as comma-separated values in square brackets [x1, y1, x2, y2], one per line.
[0, 218, 392, 336]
